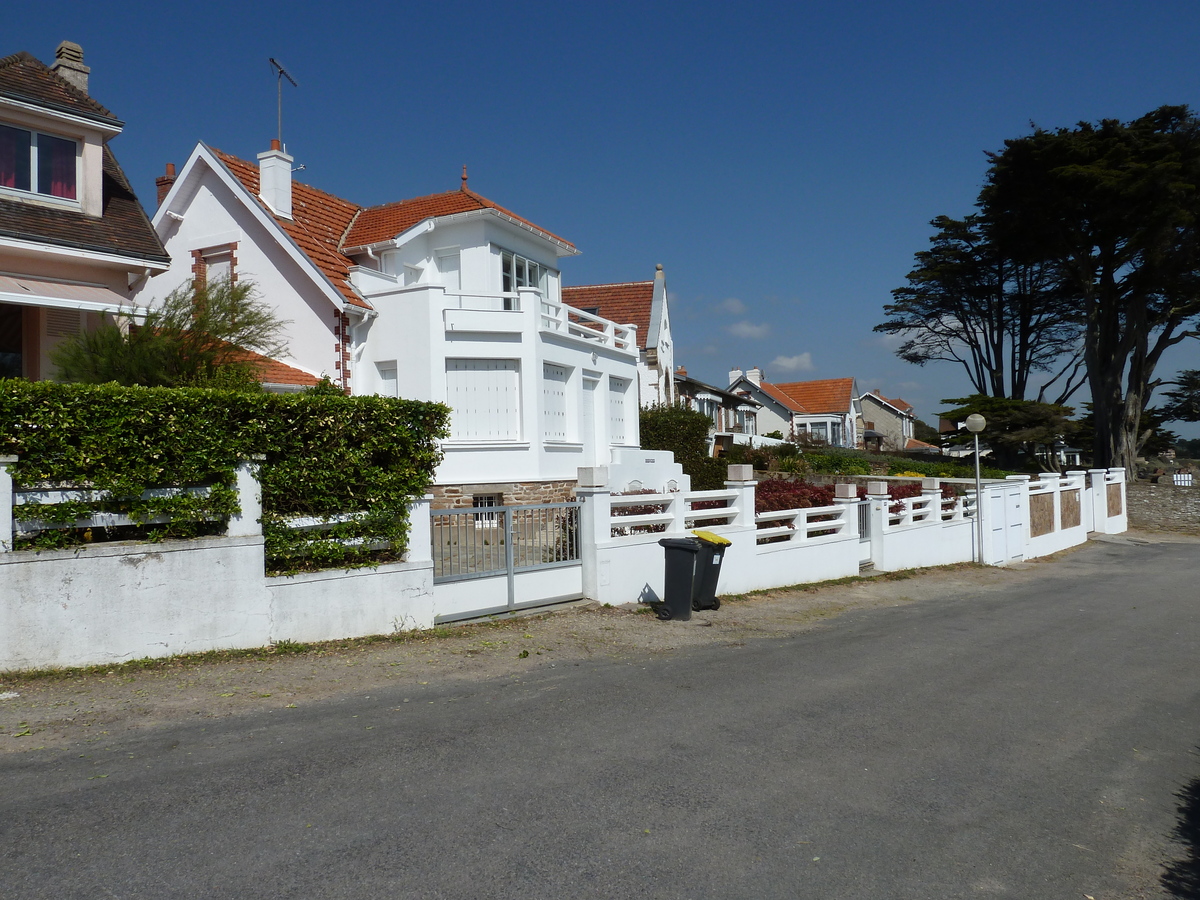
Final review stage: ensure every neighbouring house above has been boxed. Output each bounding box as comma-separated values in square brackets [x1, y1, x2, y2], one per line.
[0, 43, 170, 381]
[674, 366, 764, 456]
[857, 388, 938, 453]
[562, 265, 674, 407]
[141, 141, 642, 506]
[727, 367, 861, 449]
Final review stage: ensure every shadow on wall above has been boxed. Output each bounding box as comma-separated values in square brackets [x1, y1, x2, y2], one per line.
[1163, 765, 1200, 898]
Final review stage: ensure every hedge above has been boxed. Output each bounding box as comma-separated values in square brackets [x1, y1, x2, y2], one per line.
[0, 380, 448, 572]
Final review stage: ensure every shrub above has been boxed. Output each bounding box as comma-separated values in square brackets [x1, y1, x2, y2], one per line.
[0, 380, 448, 571]
[639, 403, 727, 490]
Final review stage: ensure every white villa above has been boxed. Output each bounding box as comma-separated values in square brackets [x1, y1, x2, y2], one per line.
[142, 141, 643, 506]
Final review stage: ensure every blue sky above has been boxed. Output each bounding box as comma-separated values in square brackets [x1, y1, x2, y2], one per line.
[8, 1, 1200, 436]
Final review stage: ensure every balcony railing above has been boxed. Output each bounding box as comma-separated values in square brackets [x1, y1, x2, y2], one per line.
[539, 299, 638, 355]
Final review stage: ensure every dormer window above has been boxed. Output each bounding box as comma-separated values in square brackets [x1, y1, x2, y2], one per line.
[0, 124, 78, 200]
[500, 249, 547, 296]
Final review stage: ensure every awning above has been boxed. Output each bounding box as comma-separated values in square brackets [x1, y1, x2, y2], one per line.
[0, 273, 142, 315]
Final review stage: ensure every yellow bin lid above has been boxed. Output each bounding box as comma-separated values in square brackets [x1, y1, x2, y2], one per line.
[691, 529, 732, 546]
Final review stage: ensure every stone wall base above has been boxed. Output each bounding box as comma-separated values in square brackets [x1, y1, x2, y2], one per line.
[429, 480, 577, 510]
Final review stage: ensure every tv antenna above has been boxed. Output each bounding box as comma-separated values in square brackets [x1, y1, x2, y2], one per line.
[268, 58, 298, 147]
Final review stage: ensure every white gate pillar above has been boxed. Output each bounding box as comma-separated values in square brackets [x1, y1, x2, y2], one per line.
[0, 455, 15, 553]
[227, 457, 264, 538]
[407, 494, 434, 564]
[1087, 468, 1108, 532]
[724, 464, 757, 529]
[577, 466, 611, 601]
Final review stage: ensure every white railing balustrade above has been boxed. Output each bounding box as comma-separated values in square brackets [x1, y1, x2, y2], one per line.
[539, 299, 638, 354]
[754, 504, 849, 544]
[13, 485, 217, 536]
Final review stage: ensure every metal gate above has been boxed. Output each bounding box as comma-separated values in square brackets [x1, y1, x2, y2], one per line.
[431, 502, 583, 623]
[857, 499, 872, 564]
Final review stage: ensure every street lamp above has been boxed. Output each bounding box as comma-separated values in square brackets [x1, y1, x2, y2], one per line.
[966, 414, 986, 564]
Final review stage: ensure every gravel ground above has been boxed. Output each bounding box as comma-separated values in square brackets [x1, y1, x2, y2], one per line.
[2, 485, 1195, 756]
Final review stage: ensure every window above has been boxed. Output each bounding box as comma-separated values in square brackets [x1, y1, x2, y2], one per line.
[377, 362, 398, 398]
[472, 493, 502, 526]
[446, 358, 521, 441]
[542, 363, 571, 441]
[830, 421, 842, 446]
[0, 124, 76, 200]
[810, 422, 828, 443]
[500, 249, 548, 296]
[192, 243, 237, 288]
[609, 376, 629, 444]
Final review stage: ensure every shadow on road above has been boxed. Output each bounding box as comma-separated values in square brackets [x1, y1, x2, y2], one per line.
[1163, 764, 1200, 898]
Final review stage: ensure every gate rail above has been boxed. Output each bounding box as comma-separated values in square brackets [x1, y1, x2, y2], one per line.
[432, 501, 581, 584]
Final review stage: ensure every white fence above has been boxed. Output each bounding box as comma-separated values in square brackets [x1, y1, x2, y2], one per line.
[0, 458, 437, 671]
[0, 453, 1130, 672]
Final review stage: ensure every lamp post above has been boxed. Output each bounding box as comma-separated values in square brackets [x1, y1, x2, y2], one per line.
[966, 414, 986, 564]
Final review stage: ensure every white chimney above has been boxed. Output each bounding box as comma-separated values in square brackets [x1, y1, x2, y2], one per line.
[747, 366, 763, 386]
[257, 139, 293, 220]
[728, 366, 743, 386]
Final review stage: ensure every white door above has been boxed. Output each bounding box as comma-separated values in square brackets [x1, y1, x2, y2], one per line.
[436, 250, 461, 293]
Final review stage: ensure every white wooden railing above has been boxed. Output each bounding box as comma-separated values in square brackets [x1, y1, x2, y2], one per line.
[13, 485, 217, 536]
[754, 504, 850, 544]
[540, 300, 638, 354]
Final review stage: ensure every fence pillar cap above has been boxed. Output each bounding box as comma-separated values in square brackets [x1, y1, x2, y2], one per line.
[833, 482, 857, 500]
[867, 480, 889, 496]
[0, 455, 17, 464]
[1006, 474, 1031, 481]
[726, 463, 754, 482]
[921, 477, 940, 490]
[577, 466, 608, 489]
[1087, 468, 1108, 474]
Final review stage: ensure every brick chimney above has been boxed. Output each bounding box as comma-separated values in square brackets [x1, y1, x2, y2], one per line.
[257, 139, 293, 219]
[674, 365, 687, 378]
[156, 162, 176, 207]
[51, 41, 90, 94]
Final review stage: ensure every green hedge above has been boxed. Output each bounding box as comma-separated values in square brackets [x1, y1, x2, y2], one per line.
[0, 380, 448, 571]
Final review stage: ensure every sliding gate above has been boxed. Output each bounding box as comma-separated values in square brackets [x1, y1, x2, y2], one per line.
[431, 502, 583, 623]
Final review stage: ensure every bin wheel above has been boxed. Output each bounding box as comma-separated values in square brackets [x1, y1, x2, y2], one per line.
[711, 597, 721, 610]
[691, 599, 701, 612]
[655, 605, 672, 620]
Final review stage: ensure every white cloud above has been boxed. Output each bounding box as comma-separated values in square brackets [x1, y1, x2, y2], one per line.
[770, 353, 815, 372]
[728, 321, 770, 339]
[720, 297, 747, 315]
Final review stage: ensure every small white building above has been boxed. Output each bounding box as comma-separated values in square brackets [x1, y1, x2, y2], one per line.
[143, 142, 643, 506]
[562, 265, 674, 407]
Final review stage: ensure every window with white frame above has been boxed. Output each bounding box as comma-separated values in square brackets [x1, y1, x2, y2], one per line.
[446, 358, 521, 441]
[542, 363, 571, 441]
[0, 124, 77, 200]
[608, 376, 630, 444]
[500, 249, 549, 296]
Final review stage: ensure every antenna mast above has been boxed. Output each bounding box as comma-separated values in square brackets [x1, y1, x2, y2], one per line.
[268, 58, 298, 147]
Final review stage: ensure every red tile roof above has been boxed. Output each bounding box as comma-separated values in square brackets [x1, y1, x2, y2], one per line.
[767, 378, 857, 415]
[344, 187, 575, 251]
[227, 346, 322, 387]
[866, 389, 913, 413]
[905, 438, 940, 452]
[211, 149, 368, 310]
[561, 282, 653, 350]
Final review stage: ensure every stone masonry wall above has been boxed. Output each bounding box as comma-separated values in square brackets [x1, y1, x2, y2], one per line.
[429, 481, 577, 510]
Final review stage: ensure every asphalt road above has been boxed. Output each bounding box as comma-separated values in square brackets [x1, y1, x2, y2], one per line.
[3, 538, 1199, 899]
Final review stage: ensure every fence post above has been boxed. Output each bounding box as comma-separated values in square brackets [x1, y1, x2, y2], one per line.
[921, 478, 942, 524]
[832, 482, 859, 539]
[725, 464, 757, 529]
[0, 455, 15, 553]
[577, 466, 611, 601]
[1087, 468, 1108, 532]
[406, 494, 434, 564]
[866, 480, 890, 566]
[227, 456, 264, 538]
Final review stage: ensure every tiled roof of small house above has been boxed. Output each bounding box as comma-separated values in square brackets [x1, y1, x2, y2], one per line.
[0, 50, 119, 124]
[905, 438, 940, 452]
[768, 378, 857, 415]
[211, 149, 369, 310]
[229, 348, 323, 388]
[562, 281, 654, 350]
[344, 186, 575, 251]
[865, 389, 914, 414]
